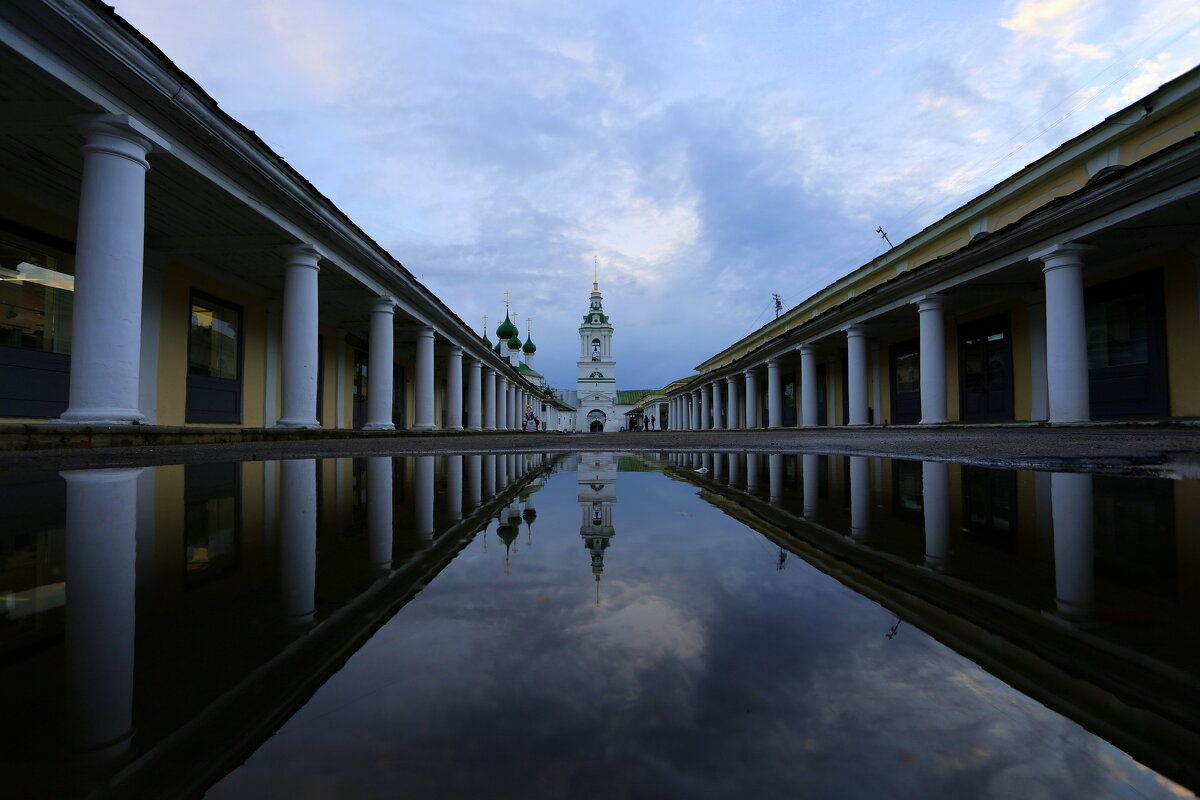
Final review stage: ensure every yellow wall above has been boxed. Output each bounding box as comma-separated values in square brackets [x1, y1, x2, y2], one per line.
[1121, 107, 1200, 164]
[157, 263, 268, 427]
[1163, 256, 1200, 416]
[990, 166, 1089, 230]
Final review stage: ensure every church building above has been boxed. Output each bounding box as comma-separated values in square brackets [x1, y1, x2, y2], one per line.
[574, 273, 651, 432]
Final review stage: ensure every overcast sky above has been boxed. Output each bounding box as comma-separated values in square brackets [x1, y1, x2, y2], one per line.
[115, 0, 1200, 391]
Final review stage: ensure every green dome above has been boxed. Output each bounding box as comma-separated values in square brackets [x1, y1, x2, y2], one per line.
[482, 332, 492, 348]
[496, 523, 518, 547]
[522, 336, 537, 354]
[496, 313, 518, 341]
[493, 340, 503, 355]
[507, 334, 522, 350]
[523, 508, 538, 523]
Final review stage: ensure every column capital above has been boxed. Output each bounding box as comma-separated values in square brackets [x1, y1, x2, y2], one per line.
[742, 368, 756, 377]
[371, 296, 396, 314]
[842, 323, 870, 338]
[913, 294, 946, 312]
[766, 358, 781, 369]
[1033, 242, 1095, 271]
[799, 343, 818, 356]
[415, 325, 435, 340]
[448, 344, 463, 356]
[71, 113, 170, 161]
[726, 374, 738, 385]
[279, 242, 325, 269]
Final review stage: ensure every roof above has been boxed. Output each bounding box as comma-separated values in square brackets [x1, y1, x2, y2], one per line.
[616, 389, 658, 405]
[516, 362, 543, 378]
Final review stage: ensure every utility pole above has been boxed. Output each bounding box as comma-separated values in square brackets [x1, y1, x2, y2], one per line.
[772, 293, 782, 318]
[876, 226, 894, 249]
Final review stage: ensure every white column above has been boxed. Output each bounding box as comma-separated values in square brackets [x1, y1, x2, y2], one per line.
[466, 358, 482, 431]
[367, 457, 393, 574]
[744, 371, 759, 428]
[922, 461, 950, 567]
[1052, 472, 1094, 618]
[800, 345, 819, 427]
[497, 378, 508, 431]
[279, 458, 317, 630]
[725, 376, 738, 429]
[802, 453, 819, 519]
[415, 456, 434, 541]
[63, 467, 142, 760]
[61, 117, 168, 423]
[509, 384, 518, 429]
[445, 346, 464, 431]
[767, 360, 783, 428]
[413, 326, 436, 431]
[712, 382, 725, 429]
[1026, 294, 1048, 421]
[483, 367, 497, 430]
[845, 325, 869, 426]
[276, 244, 324, 428]
[681, 396, 691, 430]
[915, 295, 948, 424]
[700, 387, 711, 430]
[1036, 244, 1093, 423]
[849, 456, 870, 538]
[364, 297, 395, 430]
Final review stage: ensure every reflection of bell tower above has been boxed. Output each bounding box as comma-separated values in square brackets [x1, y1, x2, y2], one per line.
[578, 452, 617, 605]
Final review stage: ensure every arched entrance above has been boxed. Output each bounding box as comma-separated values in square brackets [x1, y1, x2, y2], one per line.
[586, 409, 606, 433]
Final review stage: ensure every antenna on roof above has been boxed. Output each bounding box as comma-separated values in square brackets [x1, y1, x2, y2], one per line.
[772, 293, 782, 318]
[876, 226, 895, 249]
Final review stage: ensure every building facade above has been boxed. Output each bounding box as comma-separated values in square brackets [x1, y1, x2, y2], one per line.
[0, 1, 546, 434]
[576, 277, 620, 432]
[662, 66, 1200, 431]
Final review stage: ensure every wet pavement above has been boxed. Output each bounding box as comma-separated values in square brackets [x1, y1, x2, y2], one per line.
[0, 427, 1197, 476]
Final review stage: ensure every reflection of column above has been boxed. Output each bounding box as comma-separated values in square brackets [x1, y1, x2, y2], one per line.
[728, 453, 740, 486]
[280, 459, 317, 630]
[364, 297, 395, 430]
[447, 455, 463, 522]
[744, 370, 759, 428]
[498, 451, 509, 486]
[769, 454, 783, 504]
[915, 295, 948, 424]
[367, 457, 393, 575]
[802, 454, 819, 518]
[466, 455, 482, 509]
[445, 346, 464, 431]
[415, 456, 435, 541]
[747, 454, 760, 493]
[702, 453, 713, 473]
[849, 456, 870, 538]
[1052, 472, 1094, 618]
[63, 467, 142, 760]
[483, 455, 496, 499]
[800, 345, 818, 427]
[846, 325, 869, 426]
[922, 461, 950, 567]
[713, 452, 725, 482]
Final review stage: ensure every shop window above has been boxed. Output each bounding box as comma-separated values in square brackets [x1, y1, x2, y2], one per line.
[890, 339, 920, 424]
[1085, 271, 1168, 418]
[184, 462, 240, 587]
[0, 237, 73, 417]
[186, 293, 243, 424]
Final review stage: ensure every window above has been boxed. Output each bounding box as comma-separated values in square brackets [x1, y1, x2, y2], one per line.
[593, 315, 599, 323]
[186, 293, 243, 424]
[0, 241, 74, 356]
[590, 370, 603, 378]
[591, 338, 601, 361]
[189, 296, 240, 380]
[1087, 294, 1149, 369]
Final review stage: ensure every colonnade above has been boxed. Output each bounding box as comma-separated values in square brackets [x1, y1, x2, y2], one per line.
[664, 243, 1094, 428]
[54, 113, 537, 430]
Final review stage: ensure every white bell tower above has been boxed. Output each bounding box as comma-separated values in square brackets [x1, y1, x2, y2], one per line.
[576, 264, 617, 432]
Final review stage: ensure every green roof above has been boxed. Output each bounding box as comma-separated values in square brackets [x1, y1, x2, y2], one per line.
[516, 362, 543, 378]
[616, 389, 658, 405]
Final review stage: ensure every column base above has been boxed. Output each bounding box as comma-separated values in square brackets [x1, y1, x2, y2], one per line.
[467, 425, 482, 432]
[59, 407, 144, 425]
[362, 422, 396, 431]
[411, 424, 436, 432]
[919, 418, 949, 425]
[445, 425, 464, 431]
[276, 418, 321, 428]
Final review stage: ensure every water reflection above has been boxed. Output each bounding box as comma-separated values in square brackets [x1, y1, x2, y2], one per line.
[1, 450, 1197, 798]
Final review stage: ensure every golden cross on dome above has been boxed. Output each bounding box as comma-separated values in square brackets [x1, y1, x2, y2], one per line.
[526, 317, 532, 335]
[503, 290, 511, 309]
[482, 314, 488, 334]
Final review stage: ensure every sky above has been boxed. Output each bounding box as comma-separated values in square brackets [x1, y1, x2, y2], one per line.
[114, 0, 1200, 391]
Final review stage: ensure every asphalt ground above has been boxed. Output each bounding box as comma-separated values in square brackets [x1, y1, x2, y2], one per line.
[1, 427, 1198, 477]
